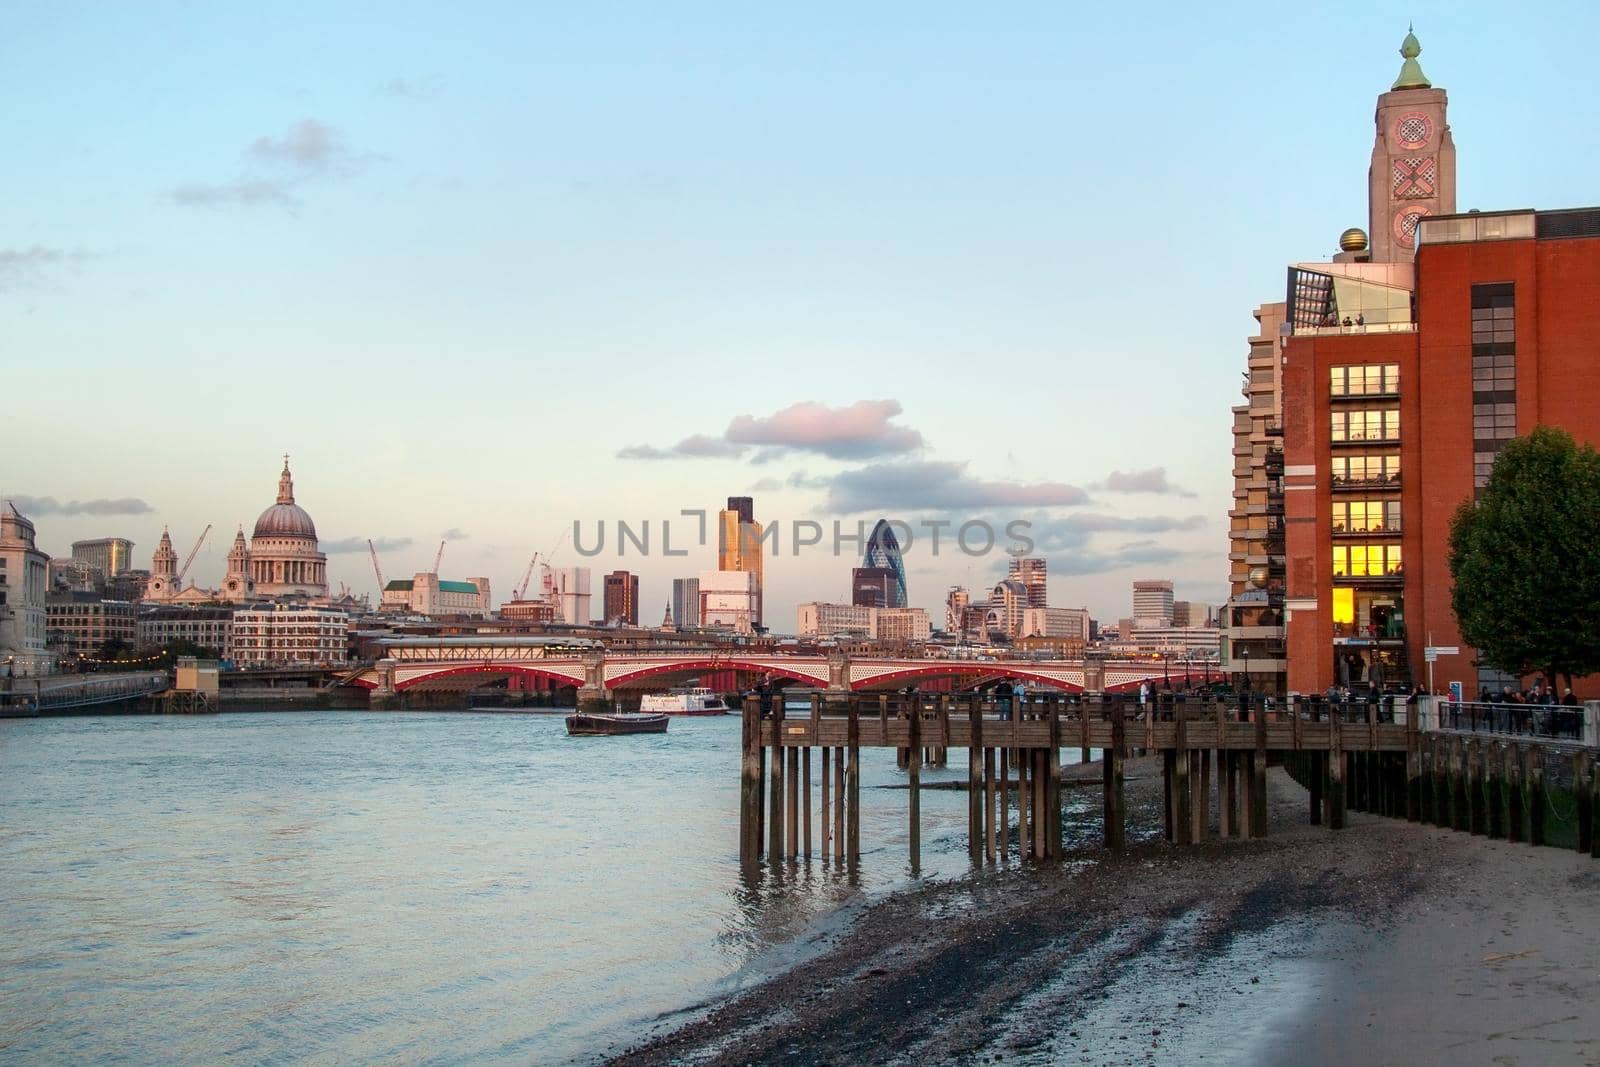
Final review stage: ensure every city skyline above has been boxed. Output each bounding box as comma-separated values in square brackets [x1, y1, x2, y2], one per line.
[7, 5, 1599, 623]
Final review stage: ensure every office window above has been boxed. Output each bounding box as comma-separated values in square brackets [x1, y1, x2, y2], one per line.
[1332, 500, 1402, 533]
[1330, 363, 1400, 396]
[1332, 544, 1403, 578]
[1331, 409, 1400, 442]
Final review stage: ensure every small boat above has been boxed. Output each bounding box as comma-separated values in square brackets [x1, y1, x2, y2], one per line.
[566, 711, 670, 736]
[639, 687, 729, 716]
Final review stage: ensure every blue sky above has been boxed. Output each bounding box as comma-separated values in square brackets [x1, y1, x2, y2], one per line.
[5, 1, 1597, 623]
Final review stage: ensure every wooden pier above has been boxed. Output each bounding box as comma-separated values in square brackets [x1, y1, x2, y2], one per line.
[739, 692, 1429, 868]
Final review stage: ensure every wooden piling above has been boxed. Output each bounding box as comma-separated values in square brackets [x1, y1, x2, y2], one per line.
[1047, 697, 1062, 857]
[833, 745, 845, 863]
[1162, 750, 1175, 841]
[907, 699, 921, 871]
[802, 746, 813, 859]
[1505, 743, 1523, 845]
[1249, 700, 1268, 838]
[1327, 710, 1346, 830]
[1000, 747, 1010, 859]
[820, 744, 832, 861]
[1527, 746, 1546, 848]
[1405, 705, 1422, 822]
[740, 696, 763, 865]
[985, 746, 997, 861]
[847, 701, 860, 865]
[1173, 711, 1192, 845]
[787, 746, 800, 861]
[769, 700, 786, 862]
[1197, 746, 1211, 840]
[968, 699, 984, 864]
[1575, 751, 1594, 855]
[1104, 702, 1125, 849]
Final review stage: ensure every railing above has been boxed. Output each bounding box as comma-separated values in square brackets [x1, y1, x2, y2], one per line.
[1426, 699, 1590, 743]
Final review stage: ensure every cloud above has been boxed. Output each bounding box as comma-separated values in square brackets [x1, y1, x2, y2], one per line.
[168, 118, 364, 211]
[617, 434, 746, 461]
[0, 245, 96, 291]
[7, 495, 153, 516]
[1098, 467, 1196, 498]
[1029, 513, 1207, 552]
[748, 477, 783, 492]
[441, 527, 469, 541]
[726, 399, 924, 460]
[617, 399, 924, 463]
[1049, 541, 1198, 577]
[323, 535, 413, 554]
[167, 180, 296, 208]
[380, 77, 437, 99]
[821, 460, 1089, 514]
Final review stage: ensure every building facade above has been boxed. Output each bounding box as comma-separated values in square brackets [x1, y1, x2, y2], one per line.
[381, 574, 493, 618]
[670, 577, 701, 629]
[871, 607, 931, 643]
[700, 569, 758, 632]
[1131, 580, 1175, 624]
[1008, 558, 1048, 608]
[138, 605, 233, 653]
[945, 586, 970, 636]
[45, 595, 138, 657]
[602, 570, 640, 626]
[861, 519, 908, 609]
[542, 566, 592, 624]
[985, 580, 1030, 639]
[851, 566, 897, 608]
[71, 538, 135, 580]
[227, 604, 348, 666]
[0, 504, 54, 675]
[249, 459, 328, 598]
[718, 497, 764, 627]
[1020, 606, 1091, 641]
[796, 601, 872, 638]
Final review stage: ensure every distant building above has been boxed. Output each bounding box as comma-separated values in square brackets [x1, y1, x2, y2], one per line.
[985, 579, 1030, 639]
[603, 570, 640, 626]
[1132, 579, 1175, 625]
[45, 595, 138, 658]
[249, 459, 328, 598]
[381, 574, 493, 618]
[870, 607, 930, 643]
[718, 497, 764, 627]
[671, 577, 701, 629]
[851, 566, 897, 608]
[500, 599, 556, 623]
[1020, 606, 1090, 641]
[0, 503, 54, 675]
[71, 538, 135, 580]
[48, 557, 100, 593]
[797, 601, 872, 638]
[862, 520, 908, 609]
[137, 605, 233, 653]
[1172, 600, 1214, 628]
[700, 569, 758, 631]
[227, 604, 348, 666]
[1008, 558, 1048, 608]
[1111, 625, 1223, 658]
[945, 586, 970, 636]
[542, 566, 592, 624]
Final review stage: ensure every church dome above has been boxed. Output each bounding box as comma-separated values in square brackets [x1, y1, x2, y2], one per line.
[252, 458, 318, 540]
[254, 502, 318, 539]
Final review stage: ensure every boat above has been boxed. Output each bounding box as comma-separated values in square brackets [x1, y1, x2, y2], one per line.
[565, 711, 670, 736]
[638, 687, 729, 716]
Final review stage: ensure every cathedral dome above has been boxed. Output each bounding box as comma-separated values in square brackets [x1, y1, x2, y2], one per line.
[254, 502, 318, 539]
[252, 458, 319, 540]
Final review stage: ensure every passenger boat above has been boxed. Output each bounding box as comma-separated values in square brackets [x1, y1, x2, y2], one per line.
[565, 710, 669, 736]
[638, 687, 729, 716]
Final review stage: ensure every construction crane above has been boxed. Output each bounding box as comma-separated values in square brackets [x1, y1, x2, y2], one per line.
[175, 524, 212, 585]
[367, 539, 386, 592]
[514, 552, 541, 601]
[433, 539, 446, 575]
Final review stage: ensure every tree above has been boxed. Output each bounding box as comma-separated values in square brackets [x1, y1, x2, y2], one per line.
[1448, 426, 1600, 689]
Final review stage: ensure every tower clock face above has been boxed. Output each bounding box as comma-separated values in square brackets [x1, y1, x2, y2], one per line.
[1394, 206, 1431, 247]
[1395, 112, 1432, 150]
[1392, 156, 1437, 199]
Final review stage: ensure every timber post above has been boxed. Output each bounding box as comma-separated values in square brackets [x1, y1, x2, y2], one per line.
[1249, 697, 1268, 838]
[1405, 699, 1422, 821]
[769, 696, 786, 864]
[968, 697, 984, 864]
[1172, 708, 1192, 845]
[1047, 694, 1062, 857]
[740, 695, 763, 866]
[847, 700, 861, 867]
[1104, 700, 1126, 849]
[907, 697, 922, 872]
[1327, 708, 1346, 830]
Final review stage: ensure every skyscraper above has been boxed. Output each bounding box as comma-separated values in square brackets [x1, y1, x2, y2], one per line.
[718, 497, 763, 627]
[603, 570, 639, 626]
[70, 538, 135, 580]
[861, 519, 907, 609]
[1132, 580, 1175, 624]
[671, 577, 700, 629]
[1007, 557, 1047, 608]
[851, 566, 896, 608]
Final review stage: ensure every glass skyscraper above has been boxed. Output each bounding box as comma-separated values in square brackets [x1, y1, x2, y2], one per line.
[862, 520, 908, 609]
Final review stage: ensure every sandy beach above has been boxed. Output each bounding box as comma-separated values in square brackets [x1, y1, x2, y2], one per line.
[610, 759, 1600, 1065]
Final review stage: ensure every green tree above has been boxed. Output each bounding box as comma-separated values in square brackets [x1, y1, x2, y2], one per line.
[1448, 426, 1600, 689]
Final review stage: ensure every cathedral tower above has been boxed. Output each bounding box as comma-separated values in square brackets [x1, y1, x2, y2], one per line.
[1367, 28, 1456, 263]
[146, 528, 178, 600]
[222, 527, 254, 602]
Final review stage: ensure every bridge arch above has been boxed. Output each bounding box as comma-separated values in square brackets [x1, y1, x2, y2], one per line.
[849, 664, 1085, 692]
[606, 658, 831, 689]
[393, 663, 588, 692]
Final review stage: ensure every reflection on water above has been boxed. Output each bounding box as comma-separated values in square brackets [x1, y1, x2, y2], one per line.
[0, 710, 1023, 1063]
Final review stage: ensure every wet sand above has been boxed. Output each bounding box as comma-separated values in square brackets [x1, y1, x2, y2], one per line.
[610, 760, 1600, 1065]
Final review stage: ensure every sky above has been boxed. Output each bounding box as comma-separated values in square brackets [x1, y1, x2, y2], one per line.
[5, 1, 1598, 625]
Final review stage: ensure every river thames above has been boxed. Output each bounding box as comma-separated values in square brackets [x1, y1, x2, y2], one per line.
[0, 710, 992, 1063]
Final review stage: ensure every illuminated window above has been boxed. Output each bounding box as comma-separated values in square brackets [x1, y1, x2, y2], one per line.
[1332, 587, 1355, 624]
[1331, 544, 1404, 578]
[1330, 364, 1400, 396]
[1331, 409, 1400, 442]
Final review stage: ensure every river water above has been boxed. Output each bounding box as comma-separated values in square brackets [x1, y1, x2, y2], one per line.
[0, 710, 1005, 1064]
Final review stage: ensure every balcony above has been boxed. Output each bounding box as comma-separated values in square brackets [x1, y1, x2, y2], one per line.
[1331, 473, 1401, 492]
[1331, 523, 1402, 537]
[1331, 434, 1400, 447]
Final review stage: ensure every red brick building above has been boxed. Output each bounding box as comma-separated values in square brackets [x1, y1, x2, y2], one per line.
[1271, 31, 1600, 698]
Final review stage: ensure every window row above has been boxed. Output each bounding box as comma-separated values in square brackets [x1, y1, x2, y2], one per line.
[1332, 544, 1404, 578]
[1331, 409, 1400, 442]
[1330, 453, 1401, 485]
[1330, 363, 1400, 397]
[1332, 500, 1402, 533]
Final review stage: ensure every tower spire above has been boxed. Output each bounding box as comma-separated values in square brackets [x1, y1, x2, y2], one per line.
[277, 456, 295, 505]
[1392, 26, 1431, 90]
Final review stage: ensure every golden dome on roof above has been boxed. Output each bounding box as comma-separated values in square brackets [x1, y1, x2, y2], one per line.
[1339, 227, 1370, 252]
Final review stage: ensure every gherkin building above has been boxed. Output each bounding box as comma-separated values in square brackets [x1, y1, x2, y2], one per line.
[863, 519, 908, 608]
